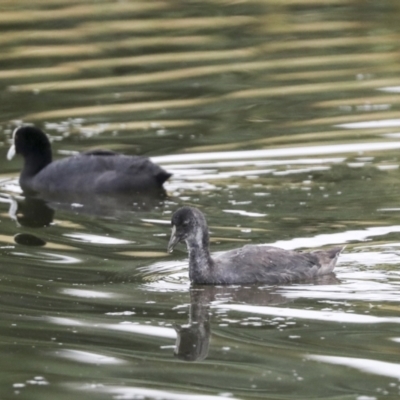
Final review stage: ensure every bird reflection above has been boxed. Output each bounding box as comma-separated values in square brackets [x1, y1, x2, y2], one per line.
[39, 189, 168, 218]
[174, 285, 289, 362]
[174, 275, 340, 362]
[9, 196, 54, 227]
[3, 190, 167, 226]
[174, 288, 211, 362]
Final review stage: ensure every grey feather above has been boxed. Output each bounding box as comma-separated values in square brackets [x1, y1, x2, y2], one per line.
[168, 206, 343, 285]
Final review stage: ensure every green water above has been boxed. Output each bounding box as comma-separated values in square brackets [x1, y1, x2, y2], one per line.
[1, 0, 400, 399]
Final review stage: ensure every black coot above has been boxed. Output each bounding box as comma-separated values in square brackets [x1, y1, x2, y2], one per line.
[168, 206, 343, 285]
[7, 126, 171, 195]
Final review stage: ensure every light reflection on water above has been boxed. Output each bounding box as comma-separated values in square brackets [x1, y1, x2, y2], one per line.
[61, 288, 116, 298]
[64, 233, 131, 245]
[216, 304, 400, 324]
[46, 316, 176, 339]
[10, 251, 82, 264]
[57, 349, 126, 365]
[153, 141, 400, 164]
[73, 385, 239, 400]
[270, 225, 400, 249]
[337, 119, 400, 129]
[308, 355, 400, 380]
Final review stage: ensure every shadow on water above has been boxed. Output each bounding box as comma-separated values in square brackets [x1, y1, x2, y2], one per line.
[14, 232, 47, 246]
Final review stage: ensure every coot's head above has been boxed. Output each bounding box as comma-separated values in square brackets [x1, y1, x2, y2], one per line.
[168, 207, 208, 253]
[7, 126, 52, 161]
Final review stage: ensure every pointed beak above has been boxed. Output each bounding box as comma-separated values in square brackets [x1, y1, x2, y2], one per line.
[7, 144, 16, 160]
[167, 225, 180, 253]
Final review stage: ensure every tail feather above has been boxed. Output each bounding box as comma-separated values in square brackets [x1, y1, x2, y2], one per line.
[313, 245, 345, 274]
[325, 245, 345, 259]
[155, 170, 172, 186]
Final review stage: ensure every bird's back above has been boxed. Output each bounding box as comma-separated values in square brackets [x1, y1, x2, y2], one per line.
[210, 245, 343, 285]
[25, 153, 171, 194]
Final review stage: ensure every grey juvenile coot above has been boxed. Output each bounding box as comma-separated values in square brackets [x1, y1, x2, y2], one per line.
[168, 207, 343, 285]
[7, 126, 171, 194]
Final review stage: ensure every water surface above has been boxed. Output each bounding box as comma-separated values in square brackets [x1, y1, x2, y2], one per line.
[1, 1, 400, 399]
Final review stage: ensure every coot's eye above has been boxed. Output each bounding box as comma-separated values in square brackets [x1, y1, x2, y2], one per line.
[182, 220, 189, 226]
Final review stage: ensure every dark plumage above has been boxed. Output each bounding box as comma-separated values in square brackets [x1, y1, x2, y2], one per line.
[168, 207, 343, 285]
[7, 126, 171, 195]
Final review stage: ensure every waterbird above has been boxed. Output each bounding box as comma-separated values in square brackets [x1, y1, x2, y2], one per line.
[7, 126, 171, 195]
[168, 206, 343, 285]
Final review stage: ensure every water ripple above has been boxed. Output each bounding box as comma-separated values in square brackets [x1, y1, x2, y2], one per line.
[216, 304, 400, 324]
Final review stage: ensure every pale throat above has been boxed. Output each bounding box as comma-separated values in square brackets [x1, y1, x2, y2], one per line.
[186, 226, 212, 271]
[186, 226, 205, 250]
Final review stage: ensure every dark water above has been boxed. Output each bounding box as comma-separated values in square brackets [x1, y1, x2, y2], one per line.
[1, 0, 400, 399]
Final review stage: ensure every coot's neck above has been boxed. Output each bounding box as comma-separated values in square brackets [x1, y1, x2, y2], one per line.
[21, 150, 52, 180]
[186, 227, 214, 284]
